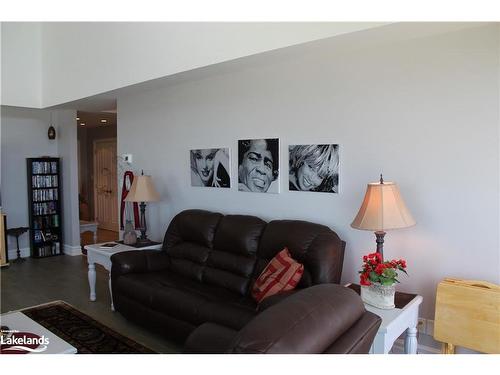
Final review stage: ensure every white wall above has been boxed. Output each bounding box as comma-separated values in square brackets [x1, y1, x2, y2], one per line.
[55, 109, 80, 253]
[38, 22, 384, 108]
[0, 106, 57, 253]
[0, 23, 42, 108]
[118, 24, 500, 319]
[0, 107, 79, 256]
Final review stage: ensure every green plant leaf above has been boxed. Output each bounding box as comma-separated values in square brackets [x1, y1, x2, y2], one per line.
[379, 277, 395, 286]
[384, 268, 397, 279]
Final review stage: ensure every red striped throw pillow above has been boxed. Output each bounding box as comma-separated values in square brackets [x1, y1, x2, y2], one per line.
[251, 247, 304, 303]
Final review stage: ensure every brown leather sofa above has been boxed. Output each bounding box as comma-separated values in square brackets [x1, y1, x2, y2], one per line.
[111, 209, 381, 353]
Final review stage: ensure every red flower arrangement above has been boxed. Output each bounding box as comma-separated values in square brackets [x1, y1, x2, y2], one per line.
[359, 252, 407, 286]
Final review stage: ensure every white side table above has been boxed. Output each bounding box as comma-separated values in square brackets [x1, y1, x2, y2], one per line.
[84, 242, 162, 311]
[346, 284, 423, 354]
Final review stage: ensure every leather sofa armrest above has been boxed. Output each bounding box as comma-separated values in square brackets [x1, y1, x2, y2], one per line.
[111, 250, 169, 280]
[256, 290, 299, 312]
[228, 284, 367, 353]
[324, 311, 382, 354]
[184, 322, 238, 354]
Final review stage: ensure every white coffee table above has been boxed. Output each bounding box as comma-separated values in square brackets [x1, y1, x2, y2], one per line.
[346, 283, 423, 354]
[1, 311, 77, 354]
[84, 242, 162, 311]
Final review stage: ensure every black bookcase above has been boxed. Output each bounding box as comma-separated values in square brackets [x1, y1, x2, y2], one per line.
[27, 157, 63, 258]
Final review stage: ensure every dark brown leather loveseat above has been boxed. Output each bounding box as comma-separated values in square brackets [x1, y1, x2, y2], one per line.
[111, 209, 381, 353]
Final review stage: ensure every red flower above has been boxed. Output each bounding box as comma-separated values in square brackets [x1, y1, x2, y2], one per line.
[359, 253, 408, 286]
[360, 273, 371, 286]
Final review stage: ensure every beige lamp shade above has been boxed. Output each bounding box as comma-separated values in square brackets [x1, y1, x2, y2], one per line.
[351, 180, 416, 232]
[125, 175, 160, 203]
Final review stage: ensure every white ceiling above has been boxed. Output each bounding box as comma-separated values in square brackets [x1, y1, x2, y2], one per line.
[76, 111, 116, 128]
[52, 22, 489, 113]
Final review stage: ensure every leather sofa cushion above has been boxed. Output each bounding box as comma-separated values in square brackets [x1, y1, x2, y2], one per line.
[257, 220, 345, 285]
[152, 284, 209, 325]
[213, 215, 266, 255]
[197, 299, 256, 330]
[168, 242, 209, 282]
[203, 249, 257, 295]
[164, 209, 222, 249]
[203, 266, 253, 296]
[258, 220, 333, 259]
[206, 250, 255, 277]
[115, 271, 257, 328]
[202, 214, 265, 295]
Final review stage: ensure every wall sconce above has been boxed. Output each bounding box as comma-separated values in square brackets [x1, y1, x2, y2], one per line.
[48, 112, 56, 140]
[48, 125, 56, 140]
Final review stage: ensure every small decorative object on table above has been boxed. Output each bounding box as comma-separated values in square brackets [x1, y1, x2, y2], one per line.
[122, 220, 137, 245]
[359, 252, 407, 309]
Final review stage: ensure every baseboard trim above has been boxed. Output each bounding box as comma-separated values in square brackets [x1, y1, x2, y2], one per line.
[8, 247, 30, 259]
[63, 244, 82, 256]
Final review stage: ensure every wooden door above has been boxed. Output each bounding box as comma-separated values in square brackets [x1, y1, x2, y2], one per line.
[93, 139, 118, 231]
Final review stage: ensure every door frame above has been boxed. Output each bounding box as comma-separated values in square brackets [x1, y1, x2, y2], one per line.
[93, 138, 118, 231]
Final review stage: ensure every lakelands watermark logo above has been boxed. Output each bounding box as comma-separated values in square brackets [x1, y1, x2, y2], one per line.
[1, 329, 50, 353]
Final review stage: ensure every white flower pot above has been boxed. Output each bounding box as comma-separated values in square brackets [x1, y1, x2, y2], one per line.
[361, 282, 395, 309]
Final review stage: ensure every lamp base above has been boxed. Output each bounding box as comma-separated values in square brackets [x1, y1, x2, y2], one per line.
[136, 236, 151, 244]
[375, 231, 386, 260]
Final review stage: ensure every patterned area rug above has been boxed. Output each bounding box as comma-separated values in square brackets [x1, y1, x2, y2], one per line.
[22, 301, 155, 354]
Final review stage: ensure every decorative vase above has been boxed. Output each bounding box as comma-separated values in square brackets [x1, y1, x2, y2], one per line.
[361, 282, 395, 309]
[123, 220, 137, 245]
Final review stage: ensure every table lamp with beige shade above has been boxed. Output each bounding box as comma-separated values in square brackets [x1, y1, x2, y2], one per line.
[351, 175, 416, 260]
[125, 171, 160, 244]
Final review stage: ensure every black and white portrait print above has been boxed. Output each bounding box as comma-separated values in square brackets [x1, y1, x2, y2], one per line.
[238, 138, 279, 193]
[190, 148, 230, 188]
[289, 144, 339, 193]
